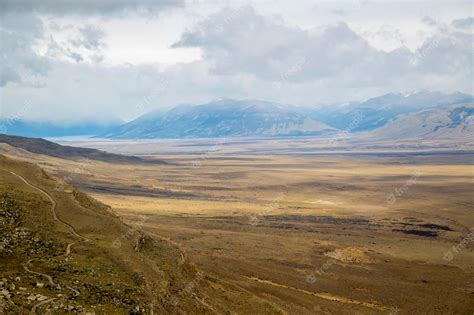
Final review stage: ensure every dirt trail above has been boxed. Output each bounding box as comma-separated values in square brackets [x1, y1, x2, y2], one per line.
[8, 171, 89, 242]
[65, 242, 75, 256]
[23, 260, 60, 289]
[246, 276, 388, 311]
[29, 298, 56, 315]
[8, 171, 88, 313]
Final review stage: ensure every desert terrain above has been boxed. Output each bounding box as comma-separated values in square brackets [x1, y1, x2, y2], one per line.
[1, 136, 472, 314]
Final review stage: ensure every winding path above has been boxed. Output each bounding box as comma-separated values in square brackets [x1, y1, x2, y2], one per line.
[9, 171, 89, 242]
[8, 171, 88, 314]
[23, 259, 60, 289]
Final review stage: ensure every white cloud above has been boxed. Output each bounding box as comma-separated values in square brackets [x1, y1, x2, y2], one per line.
[173, 7, 472, 87]
[173, 7, 378, 82]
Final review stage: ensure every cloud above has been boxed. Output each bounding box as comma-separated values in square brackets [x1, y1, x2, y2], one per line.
[46, 24, 108, 63]
[421, 16, 438, 27]
[0, 9, 108, 87]
[173, 7, 406, 84]
[0, 9, 43, 36]
[0, 12, 50, 87]
[71, 24, 106, 50]
[0, 0, 184, 16]
[174, 7, 379, 82]
[415, 29, 473, 75]
[451, 17, 474, 29]
[173, 7, 472, 87]
[0, 65, 21, 86]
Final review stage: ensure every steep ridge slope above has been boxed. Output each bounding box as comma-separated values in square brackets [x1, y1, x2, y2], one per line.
[0, 134, 162, 164]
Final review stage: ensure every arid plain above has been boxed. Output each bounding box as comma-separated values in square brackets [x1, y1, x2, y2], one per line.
[2, 136, 473, 314]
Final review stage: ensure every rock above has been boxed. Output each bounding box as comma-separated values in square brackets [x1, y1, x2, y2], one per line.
[19, 287, 26, 291]
[36, 294, 48, 301]
[36, 282, 44, 288]
[27, 294, 36, 301]
[134, 234, 147, 252]
[1, 289, 11, 298]
[14, 276, 20, 281]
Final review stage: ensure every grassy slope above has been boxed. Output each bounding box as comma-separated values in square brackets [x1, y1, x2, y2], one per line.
[0, 155, 280, 314]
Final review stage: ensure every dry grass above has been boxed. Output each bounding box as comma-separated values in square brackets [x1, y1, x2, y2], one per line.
[2, 138, 473, 314]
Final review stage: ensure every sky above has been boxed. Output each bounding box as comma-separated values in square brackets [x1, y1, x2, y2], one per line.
[0, 0, 473, 123]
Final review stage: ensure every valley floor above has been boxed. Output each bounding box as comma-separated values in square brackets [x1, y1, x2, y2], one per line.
[2, 137, 473, 314]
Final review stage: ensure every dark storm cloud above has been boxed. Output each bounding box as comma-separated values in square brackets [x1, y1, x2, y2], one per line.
[0, 0, 183, 86]
[0, 0, 184, 16]
[0, 12, 50, 86]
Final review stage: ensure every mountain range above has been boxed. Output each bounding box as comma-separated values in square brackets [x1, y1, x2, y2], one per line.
[101, 91, 473, 140]
[1, 91, 473, 140]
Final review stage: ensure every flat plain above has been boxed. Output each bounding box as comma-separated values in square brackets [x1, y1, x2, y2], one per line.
[2, 136, 473, 314]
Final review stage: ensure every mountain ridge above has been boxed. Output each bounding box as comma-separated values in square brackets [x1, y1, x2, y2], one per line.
[101, 91, 473, 139]
[2, 91, 472, 140]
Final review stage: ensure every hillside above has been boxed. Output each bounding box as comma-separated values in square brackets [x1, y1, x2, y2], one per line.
[364, 103, 474, 141]
[102, 99, 335, 139]
[0, 155, 282, 313]
[0, 155, 183, 313]
[0, 134, 162, 164]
